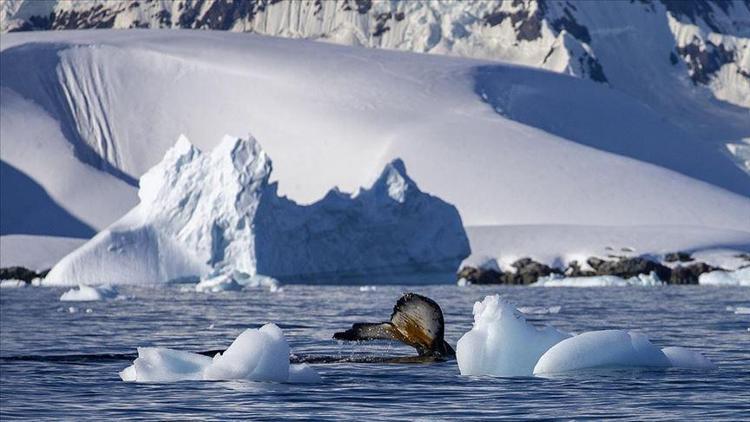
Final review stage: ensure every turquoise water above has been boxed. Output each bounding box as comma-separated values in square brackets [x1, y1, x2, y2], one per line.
[2, 285, 749, 420]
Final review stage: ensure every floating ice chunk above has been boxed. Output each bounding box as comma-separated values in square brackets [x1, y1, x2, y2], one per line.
[205, 324, 289, 382]
[195, 274, 242, 293]
[456, 295, 571, 376]
[60, 284, 118, 301]
[0, 279, 27, 288]
[288, 363, 322, 384]
[234, 272, 280, 289]
[533, 272, 663, 287]
[457, 278, 471, 287]
[533, 330, 671, 374]
[121, 348, 212, 382]
[120, 323, 319, 384]
[661, 347, 716, 369]
[518, 305, 562, 315]
[726, 305, 750, 314]
[359, 286, 377, 292]
[699, 268, 750, 286]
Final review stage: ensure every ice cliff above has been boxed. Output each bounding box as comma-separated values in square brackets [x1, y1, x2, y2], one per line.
[44, 134, 470, 285]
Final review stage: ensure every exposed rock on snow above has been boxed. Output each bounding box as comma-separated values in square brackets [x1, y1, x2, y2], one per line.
[0, 266, 48, 282]
[119, 323, 320, 384]
[60, 284, 118, 301]
[457, 295, 715, 377]
[45, 134, 469, 285]
[457, 254, 725, 285]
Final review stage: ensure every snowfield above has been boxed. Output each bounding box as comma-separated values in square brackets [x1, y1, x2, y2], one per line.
[1, 29, 749, 275]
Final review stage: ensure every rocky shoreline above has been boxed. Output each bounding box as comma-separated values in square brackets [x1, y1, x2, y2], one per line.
[457, 253, 750, 285]
[0, 267, 49, 284]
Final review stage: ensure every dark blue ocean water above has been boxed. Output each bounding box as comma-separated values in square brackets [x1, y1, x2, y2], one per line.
[1, 285, 749, 420]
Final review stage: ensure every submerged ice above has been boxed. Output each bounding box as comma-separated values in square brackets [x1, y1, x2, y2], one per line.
[45, 134, 469, 285]
[119, 323, 320, 384]
[457, 295, 715, 377]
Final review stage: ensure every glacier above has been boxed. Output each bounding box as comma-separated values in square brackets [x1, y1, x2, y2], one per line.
[44, 134, 470, 285]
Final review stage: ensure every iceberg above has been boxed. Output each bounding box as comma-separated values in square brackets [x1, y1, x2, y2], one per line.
[457, 295, 715, 377]
[119, 323, 320, 384]
[45, 134, 469, 285]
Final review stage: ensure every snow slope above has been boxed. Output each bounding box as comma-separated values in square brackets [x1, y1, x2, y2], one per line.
[2, 29, 750, 272]
[2, 0, 749, 113]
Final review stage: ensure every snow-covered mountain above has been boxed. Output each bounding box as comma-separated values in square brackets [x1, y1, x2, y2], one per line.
[2, 0, 749, 111]
[44, 134, 469, 284]
[1, 14, 749, 274]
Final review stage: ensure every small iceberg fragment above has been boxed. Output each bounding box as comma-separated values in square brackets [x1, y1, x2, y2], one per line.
[60, 284, 118, 301]
[194, 274, 243, 293]
[456, 295, 571, 377]
[194, 272, 281, 293]
[517, 305, 562, 315]
[0, 279, 27, 288]
[457, 295, 714, 377]
[533, 271, 663, 287]
[726, 305, 750, 314]
[119, 323, 320, 384]
[359, 286, 377, 292]
[699, 268, 750, 286]
[533, 330, 672, 374]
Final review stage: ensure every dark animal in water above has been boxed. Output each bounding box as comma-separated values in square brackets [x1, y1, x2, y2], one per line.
[333, 292, 455, 360]
[2, 293, 455, 365]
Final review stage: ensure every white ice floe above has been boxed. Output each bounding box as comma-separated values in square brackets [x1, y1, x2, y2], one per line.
[726, 306, 750, 315]
[699, 268, 750, 286]
[533, 271, 663, 287]
[457, 278, 471, 287]
[359, 286, 377, 292]
[194, 272, 281, 293]
[457, 295, 714, 377]
[533, 330, 672, 374]
[0, 279, 27, 288]
[194, 274, 243, 293]
[456, 295, 571, 377]
[119, 323, 320, 384]
[661, 347, 717, 370]
[517, 306, 562, 315]
[60, 284, 118, 301]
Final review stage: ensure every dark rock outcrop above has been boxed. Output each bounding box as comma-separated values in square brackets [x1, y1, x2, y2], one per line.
[504, 258, 556, 284]
[0, 266, 48, 283]
[458, 254, 724, 285]
[664, 251, 693, 263]
[669, 262, 716, 285]
[586, 257, 672, 281]
[457, 266, 503, 284]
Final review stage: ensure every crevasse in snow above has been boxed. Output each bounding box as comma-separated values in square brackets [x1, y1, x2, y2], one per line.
[44, 134, 470, 285]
